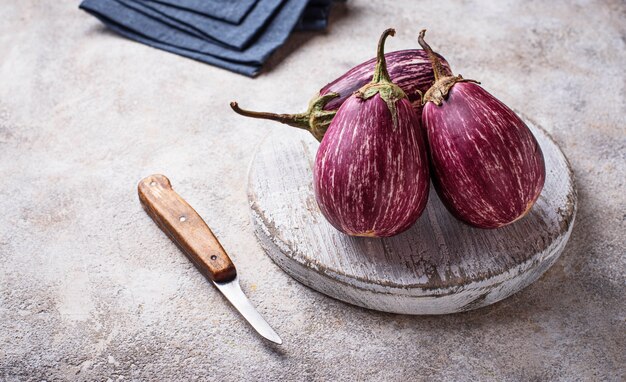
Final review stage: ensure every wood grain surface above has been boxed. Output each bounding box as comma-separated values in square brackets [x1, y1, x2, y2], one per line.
[248, 115, 577, 314]
[138, 174, 237, 283]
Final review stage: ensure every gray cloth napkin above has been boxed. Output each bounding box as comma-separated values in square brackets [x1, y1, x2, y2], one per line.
[80, 0, 336, 76]
[148, 0, 258, 24]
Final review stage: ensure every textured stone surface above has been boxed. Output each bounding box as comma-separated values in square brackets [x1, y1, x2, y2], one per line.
[0, 1, 624, 381]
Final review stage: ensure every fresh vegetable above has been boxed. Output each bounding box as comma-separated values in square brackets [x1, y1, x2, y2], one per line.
[418, 30, 545, 229]
[313, 29, 430, 237]
[230, 50, 450, 141]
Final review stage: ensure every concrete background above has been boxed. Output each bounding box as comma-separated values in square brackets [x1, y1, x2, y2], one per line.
[0, 1, 624, 381]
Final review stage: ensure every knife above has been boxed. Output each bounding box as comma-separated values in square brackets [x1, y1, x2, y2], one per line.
[137, 174, 282, 345]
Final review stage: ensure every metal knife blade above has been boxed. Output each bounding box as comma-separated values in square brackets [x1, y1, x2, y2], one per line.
[213, 276, 282, 344]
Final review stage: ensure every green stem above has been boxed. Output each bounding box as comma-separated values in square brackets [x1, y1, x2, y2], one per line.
[418, 29, 448, 82]
[229, 102, 310, 130]
[371, 28, 395, 84]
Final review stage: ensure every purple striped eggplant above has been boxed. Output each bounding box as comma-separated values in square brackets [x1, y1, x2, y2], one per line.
[230, 50, 450, 141]
[313, 29, 430, 237]
[418, 30, 545, 229]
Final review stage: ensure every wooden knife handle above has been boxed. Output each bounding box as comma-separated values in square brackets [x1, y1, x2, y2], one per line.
[137, 174, 237, 283]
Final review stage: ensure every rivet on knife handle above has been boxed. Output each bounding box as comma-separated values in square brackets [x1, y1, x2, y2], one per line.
[137, 174, 237, 283]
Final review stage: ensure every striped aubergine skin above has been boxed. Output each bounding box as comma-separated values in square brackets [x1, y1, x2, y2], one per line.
[319, 50, 451, 112]
[314, 93, 430, 237]
[423, 82, 546, 229]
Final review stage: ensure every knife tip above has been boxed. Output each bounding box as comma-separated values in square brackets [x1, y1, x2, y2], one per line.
[265, 333, 283, 345]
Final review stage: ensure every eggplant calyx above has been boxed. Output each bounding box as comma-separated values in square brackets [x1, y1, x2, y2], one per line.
[422, 75, 480, 106]
[356, 82, 407, 129]
[229, 92, 339, 142]
[307, 93, 340, 141]
[355, 28, 407, 129]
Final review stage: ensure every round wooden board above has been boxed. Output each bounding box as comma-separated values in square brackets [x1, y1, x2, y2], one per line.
[248, 115, 577, 315]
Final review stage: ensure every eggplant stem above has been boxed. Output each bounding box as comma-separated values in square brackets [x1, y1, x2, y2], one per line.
[418, 29, 448, 82]
[371, 28, 395, 84]
[457, 74, 482, 85]
[229, 102, 310, 130]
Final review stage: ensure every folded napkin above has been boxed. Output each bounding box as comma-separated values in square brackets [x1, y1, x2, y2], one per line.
[148, 0, 258, 24]
[80, 0, 337, 77]
[297, 0, 333, 31]
[131, 0, 285, 50]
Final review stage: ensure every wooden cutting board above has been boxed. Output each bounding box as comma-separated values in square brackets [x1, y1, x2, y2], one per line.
[247, 115, 576, 315]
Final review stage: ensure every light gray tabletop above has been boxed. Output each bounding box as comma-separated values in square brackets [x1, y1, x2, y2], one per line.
[0, 1, 624, 381]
